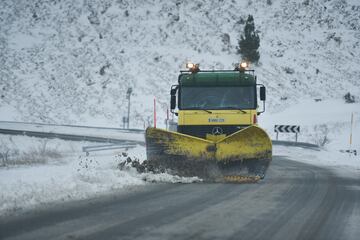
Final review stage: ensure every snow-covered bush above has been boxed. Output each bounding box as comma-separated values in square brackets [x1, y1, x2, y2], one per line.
[312, 124, 330, 147]
[20, 144, 62, 165]
[0, 142, 11, 166]
[0, 138, 62, 167]
[344, 92, 356, 103]
[284, 67, 295, 74]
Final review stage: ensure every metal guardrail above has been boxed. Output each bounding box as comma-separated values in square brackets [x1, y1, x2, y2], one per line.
[0, 120, 145, 133]
[82, 143, 138, 153]
[0, 121, 319, 150]
[0, 128, 144, 145]
[272, 140, 319, 149]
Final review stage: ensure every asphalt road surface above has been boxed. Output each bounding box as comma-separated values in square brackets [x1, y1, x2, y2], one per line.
[1, 156, 359, 240]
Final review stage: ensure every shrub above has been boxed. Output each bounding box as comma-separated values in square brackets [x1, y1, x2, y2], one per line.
[344, 92, 355, 103]
[237, 15, 260, 64]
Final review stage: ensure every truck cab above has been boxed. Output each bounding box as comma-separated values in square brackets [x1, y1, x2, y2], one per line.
[170, 63, 266, 139]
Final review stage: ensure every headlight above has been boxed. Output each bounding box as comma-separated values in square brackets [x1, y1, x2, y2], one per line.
[240, 61, 248, 69]
[186, 62, 195, 69]
[186, 62, 200, 73]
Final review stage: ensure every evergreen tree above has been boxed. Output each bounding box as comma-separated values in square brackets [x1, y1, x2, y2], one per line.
[237, 15, 260, 63]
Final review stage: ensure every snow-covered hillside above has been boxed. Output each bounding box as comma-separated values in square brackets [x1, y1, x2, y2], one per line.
[0, 0, 359, 128]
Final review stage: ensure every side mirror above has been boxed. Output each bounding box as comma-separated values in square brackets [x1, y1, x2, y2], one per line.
[170, 87, 177, 110]
[260, 86, 266, 101]
[170, 95, 176, 110]
[170, 88, 177, 96]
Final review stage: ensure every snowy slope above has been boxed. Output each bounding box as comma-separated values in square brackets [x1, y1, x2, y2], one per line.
[0, 0, 359, 128]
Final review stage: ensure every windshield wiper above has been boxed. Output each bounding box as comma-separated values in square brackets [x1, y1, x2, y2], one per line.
[198, 109, 212, 114]
[188, 108, 212, 114]
[218, 107, 247, 113]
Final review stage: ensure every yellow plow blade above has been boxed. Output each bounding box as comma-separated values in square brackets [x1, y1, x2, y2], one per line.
[145, 126, 272, 182]
[216, 126, 272, 162]
[146, 128, 216, 178]
[215, 126, 272, 180]
[145, 127, 215, 160]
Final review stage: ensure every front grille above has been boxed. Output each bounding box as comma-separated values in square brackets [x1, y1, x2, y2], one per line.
[177, 125, 249, 139]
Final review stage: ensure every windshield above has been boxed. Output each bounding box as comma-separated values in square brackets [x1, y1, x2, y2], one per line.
[179, 86, 256, 110]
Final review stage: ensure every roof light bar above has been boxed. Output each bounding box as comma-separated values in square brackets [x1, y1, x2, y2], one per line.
[240, 61, 248, 69]
[186, 62, 200, 73]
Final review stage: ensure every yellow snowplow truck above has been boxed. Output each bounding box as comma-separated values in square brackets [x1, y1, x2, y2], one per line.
[146, 62, 272, 182]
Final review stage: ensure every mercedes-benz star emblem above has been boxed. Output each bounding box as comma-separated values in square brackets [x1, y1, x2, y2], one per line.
[212, 127, 223, 135]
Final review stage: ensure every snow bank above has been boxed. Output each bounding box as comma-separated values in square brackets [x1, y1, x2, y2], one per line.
[274, 145, 360, 179]
[265, 98, 360, 178]
[261, 99, 360, 153]
[0, 141, 199, 217]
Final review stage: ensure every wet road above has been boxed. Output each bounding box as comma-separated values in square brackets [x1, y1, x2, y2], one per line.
[1, 156, 359, 240]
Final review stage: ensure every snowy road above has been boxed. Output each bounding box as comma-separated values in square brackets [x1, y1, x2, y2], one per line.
[1, 156, 359, 240]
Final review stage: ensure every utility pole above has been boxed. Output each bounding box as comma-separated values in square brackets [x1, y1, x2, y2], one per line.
[126, 87, 132, 129]
[153, 97, 157, 128]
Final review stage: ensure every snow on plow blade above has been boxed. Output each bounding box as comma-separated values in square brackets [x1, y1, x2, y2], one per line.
[145, 126, 272, 183]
